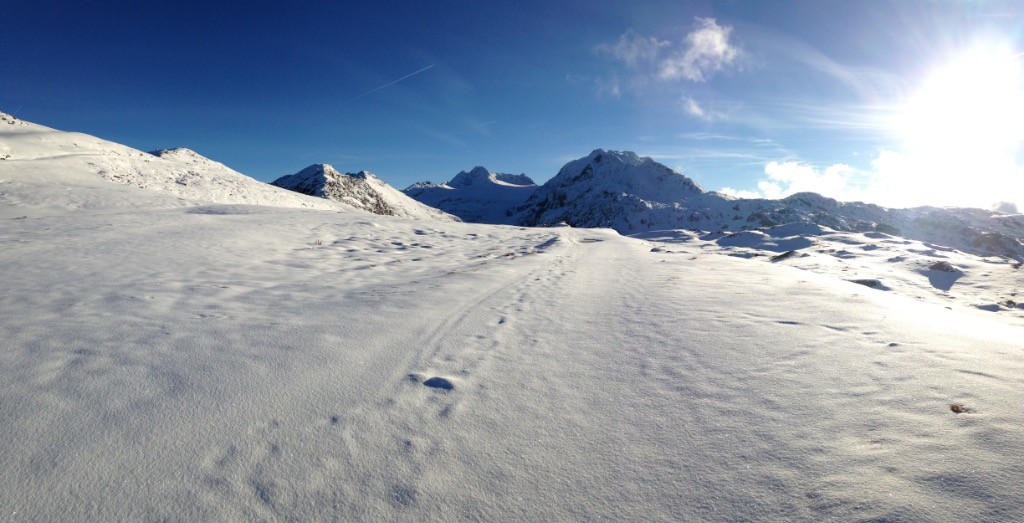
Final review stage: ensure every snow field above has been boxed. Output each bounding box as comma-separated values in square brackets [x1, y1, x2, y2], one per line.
[2, 196, 1024, 520]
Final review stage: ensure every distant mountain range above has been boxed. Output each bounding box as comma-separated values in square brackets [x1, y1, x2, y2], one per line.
[405, 149, 1023, 259]
[403, 166, 536, 224]
[2, 111, 1020, 259]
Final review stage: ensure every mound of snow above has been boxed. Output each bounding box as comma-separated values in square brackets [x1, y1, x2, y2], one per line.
[273, 164, 458, 221]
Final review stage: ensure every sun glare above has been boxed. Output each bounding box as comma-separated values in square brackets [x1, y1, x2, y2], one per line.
[900, 47, 1024, 151]
[889, 45, 1024, 208]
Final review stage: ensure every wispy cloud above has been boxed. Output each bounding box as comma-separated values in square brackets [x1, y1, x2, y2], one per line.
[659, 18, 741, 82]
[597, 18, 742, 83]
[566, 72, 622, 99]
[593, 18, 743, 117]
[677, 132, 744, 141]
[682, 95, 708, 119]
[595, 30, 669, 68]
[595, 75, 623, 99]
[679, 94, 736, 121]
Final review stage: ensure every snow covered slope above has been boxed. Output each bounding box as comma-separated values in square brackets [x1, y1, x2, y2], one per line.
[4, 140, 1024, 520]
[722, 192, 1024, 260]
[510, 148, 1024, 259]
[273, 164, 458, 221]
[0, 112, 344, 211]
[403, 166, 537, 224]
[637, 224, 1024, 315]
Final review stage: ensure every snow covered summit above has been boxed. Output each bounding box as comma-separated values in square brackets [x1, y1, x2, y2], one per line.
[403, 166, 537, 224]
[272, 164, 458, 221]
[448, 166, 535, 188]
[511, 148, 708, 230]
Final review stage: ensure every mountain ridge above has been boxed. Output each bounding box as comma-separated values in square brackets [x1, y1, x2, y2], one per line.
[403, 166, 536, 224]
[272, 163, 458, 221]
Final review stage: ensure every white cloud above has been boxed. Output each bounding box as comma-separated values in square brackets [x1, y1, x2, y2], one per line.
[682, 95, 706, 119]
[659, 18, 740, 82]
[596, 18, 742, 88]
[724, 151, 1024, 211]
[718, 187, 761, 199]
[762, 161, 857, 198]
[595, 30, 669, 67]
[680, 94, 737, 122]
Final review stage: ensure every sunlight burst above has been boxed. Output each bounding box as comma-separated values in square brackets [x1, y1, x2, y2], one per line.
[888, 45, 1024, 208]
[899, 46, 1024, 153]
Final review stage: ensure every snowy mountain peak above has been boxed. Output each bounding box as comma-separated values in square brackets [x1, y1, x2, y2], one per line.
[448, 166, 491, 187]
[586, 148, 644, 166]
[544, 149, 703, 195]
[403, 166, 538, 224]
[492, 172, 536, 186]
[511, 149, 707, 230]
[293, 163, 341, 182]
[447, 166, 536, 189]
[272, 164, 458, 221]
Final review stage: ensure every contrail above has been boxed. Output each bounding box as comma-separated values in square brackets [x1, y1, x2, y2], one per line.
[341, 64, 436, 106]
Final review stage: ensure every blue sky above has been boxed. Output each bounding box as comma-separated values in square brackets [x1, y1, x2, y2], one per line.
[4, 0, 1023, 209]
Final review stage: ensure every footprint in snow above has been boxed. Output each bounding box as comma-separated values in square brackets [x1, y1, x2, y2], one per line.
[407, 373, 455, 391]
[424, 377, 455, 391]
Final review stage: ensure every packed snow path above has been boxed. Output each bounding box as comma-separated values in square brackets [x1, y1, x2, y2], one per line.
[2, 198, 1023, 520]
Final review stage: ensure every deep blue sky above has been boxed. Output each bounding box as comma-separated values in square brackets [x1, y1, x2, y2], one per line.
[4, 0, 1023, 208]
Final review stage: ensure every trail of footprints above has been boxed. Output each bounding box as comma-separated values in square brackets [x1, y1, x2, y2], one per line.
[194, 240, 577, 516]
[367, 244, 574, 509]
